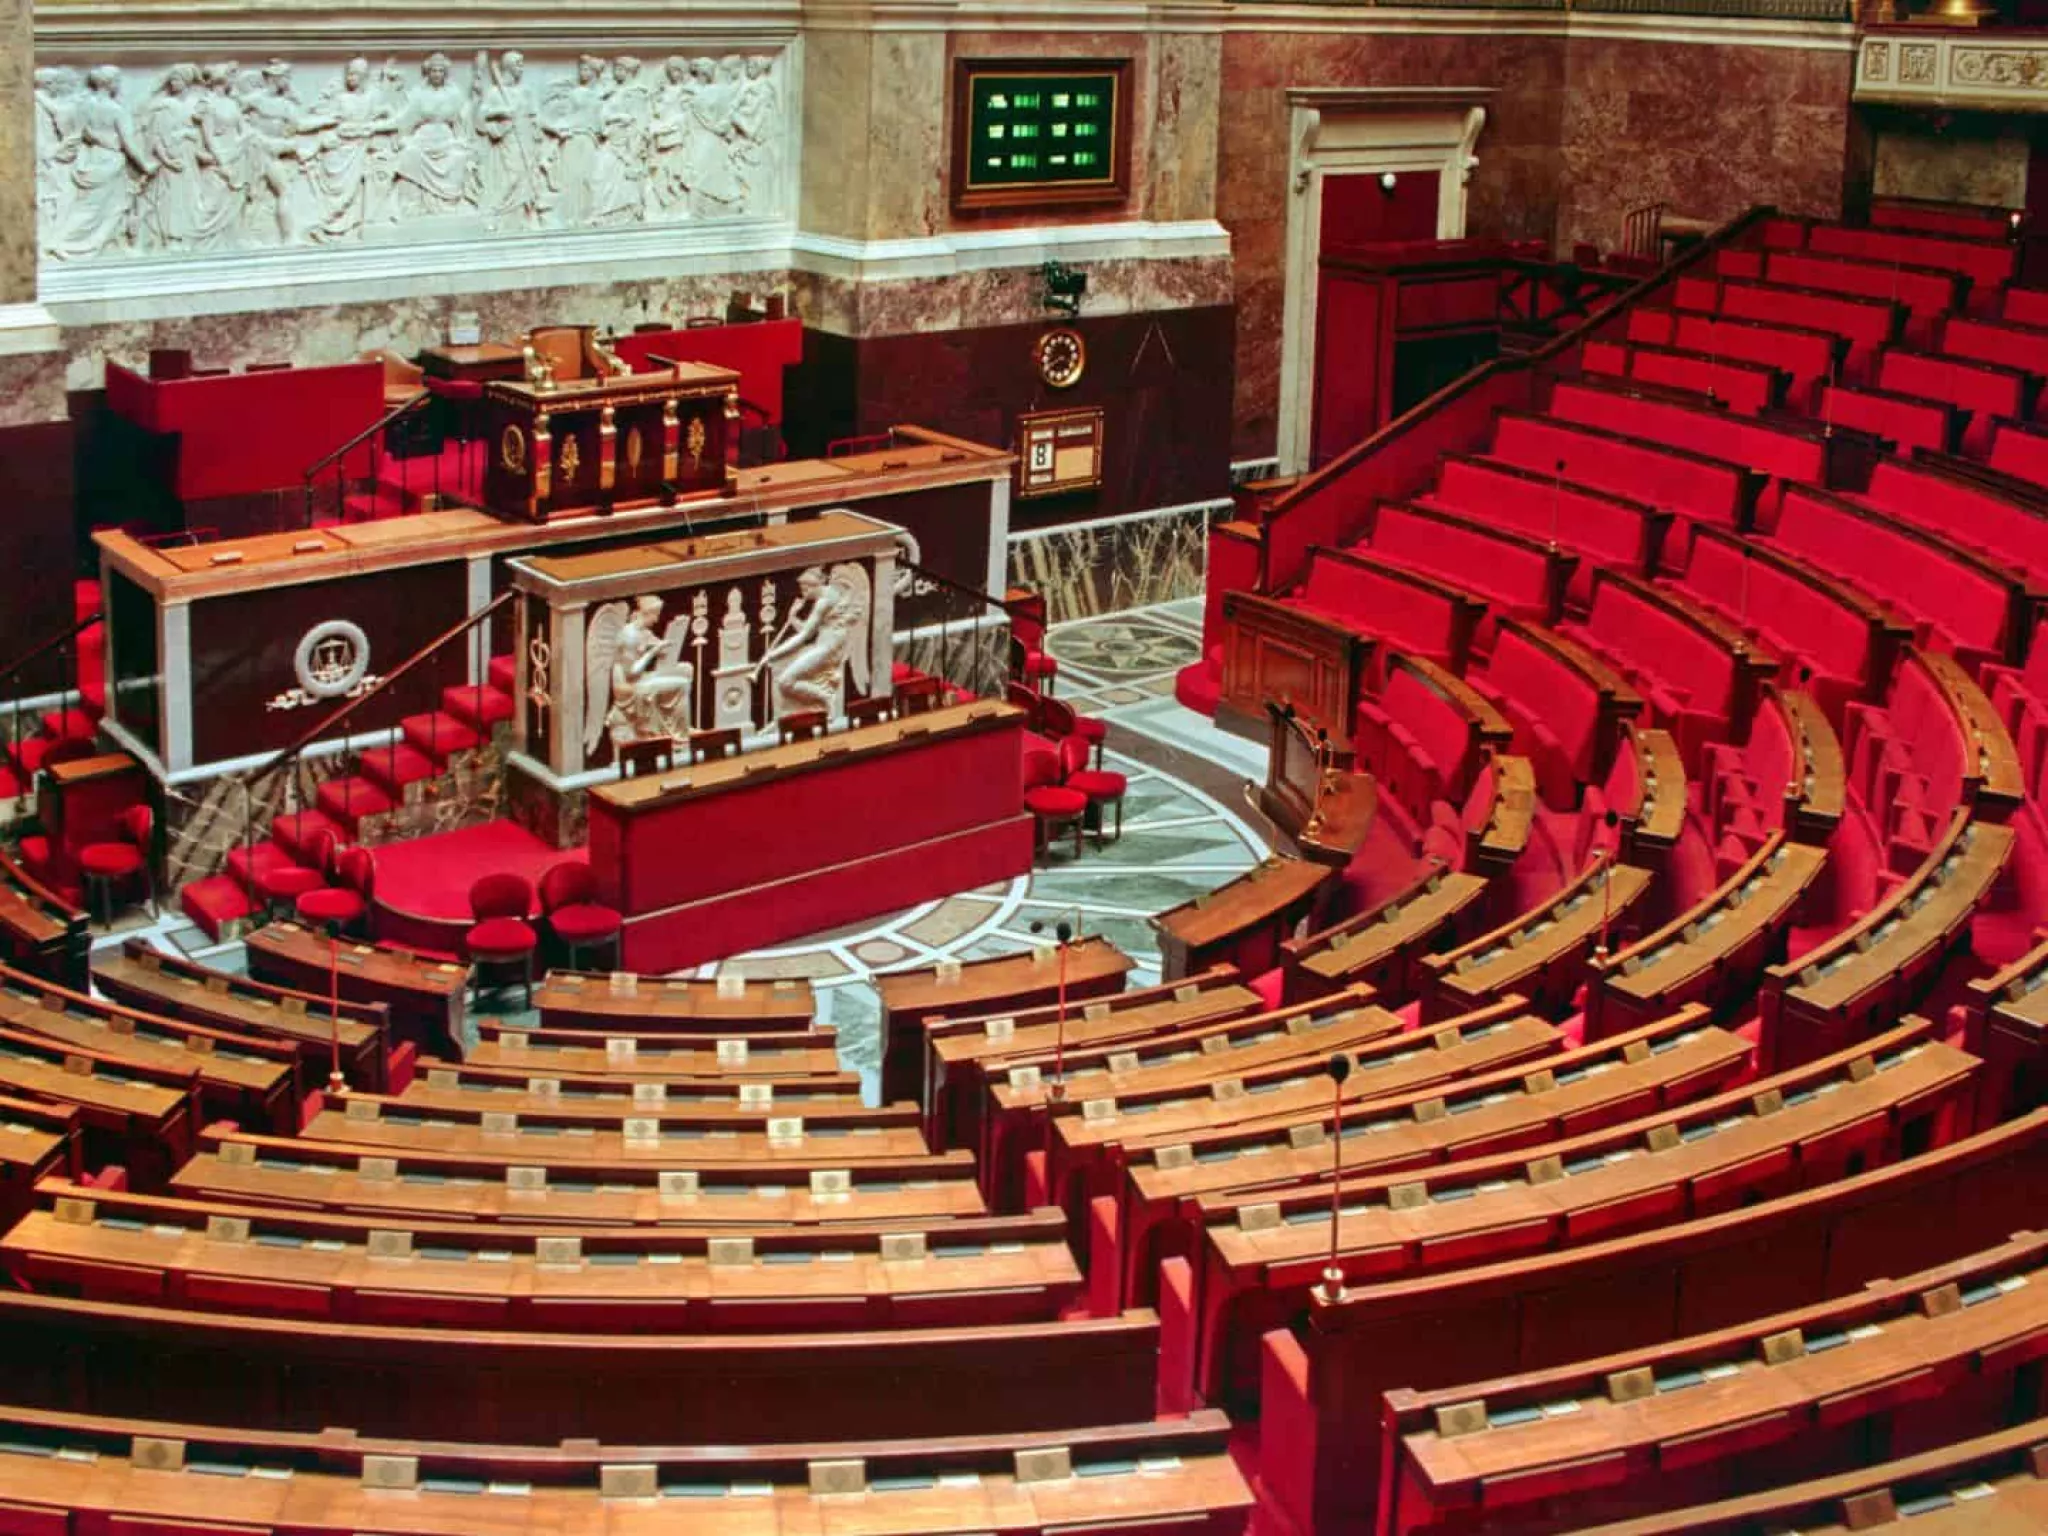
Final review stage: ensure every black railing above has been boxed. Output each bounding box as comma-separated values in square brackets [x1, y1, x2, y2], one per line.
[302, 392, 440, 530]
[900, 561, 1016, 703]
[237, 589, 515, 888]
[0, 610, 103, 806]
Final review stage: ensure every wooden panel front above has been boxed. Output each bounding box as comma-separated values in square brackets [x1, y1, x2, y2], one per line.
[1219, 590, 1370, 751]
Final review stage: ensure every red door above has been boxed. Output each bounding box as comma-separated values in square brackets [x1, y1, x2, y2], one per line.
[1309, 170, 1442, 467]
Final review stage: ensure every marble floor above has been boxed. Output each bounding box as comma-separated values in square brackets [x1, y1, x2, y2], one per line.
[110, 599, 1276, 1101]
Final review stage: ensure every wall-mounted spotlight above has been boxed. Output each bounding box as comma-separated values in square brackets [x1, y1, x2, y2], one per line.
[1378, 171, 1398, 195]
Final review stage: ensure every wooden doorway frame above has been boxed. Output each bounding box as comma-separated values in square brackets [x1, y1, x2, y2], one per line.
[1277, 87, 1492, 477]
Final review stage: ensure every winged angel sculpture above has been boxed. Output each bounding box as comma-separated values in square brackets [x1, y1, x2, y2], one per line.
[761, 564, 871, 718]
[584, 594, 695, 758]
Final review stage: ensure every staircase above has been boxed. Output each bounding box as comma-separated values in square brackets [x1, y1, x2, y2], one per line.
[2, 580, 104, 811]
[180, 651, 517, 940]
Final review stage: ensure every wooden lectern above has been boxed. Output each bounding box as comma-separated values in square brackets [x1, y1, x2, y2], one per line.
[481, 325, 739, 522]
[1258, 702, 1375, 866]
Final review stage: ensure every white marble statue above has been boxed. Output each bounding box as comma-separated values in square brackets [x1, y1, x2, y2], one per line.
[585, 594, 698, 757]
[37, 45, 789, 263]
[762, 564, 872, 719]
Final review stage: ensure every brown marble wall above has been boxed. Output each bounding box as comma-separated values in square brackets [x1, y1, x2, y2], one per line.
[1871, 119, 2029, 209]
[1556, 37, 1854, 252]
[0, 0, 31, 306]
[1218, 29, 1569, 461]
[1220, 26, 1857, 462]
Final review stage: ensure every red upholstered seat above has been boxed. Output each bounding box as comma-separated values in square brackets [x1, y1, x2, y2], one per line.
[1022, 746, 1086, 859]
[77, 842, 142, 878]
[296, 886, 366, 925]
[1062, 736, 1127, 844]
[1024, 785, 1088, 817]
[295, 845, 375, 935]
[467, 872, 540, 1008]
[538, 859, 621, 966]
[77, 803, 153, 926]
[467, 916, 539, 957]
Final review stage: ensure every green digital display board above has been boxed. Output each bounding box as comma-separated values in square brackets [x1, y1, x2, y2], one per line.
[952, 60, 1131, 212]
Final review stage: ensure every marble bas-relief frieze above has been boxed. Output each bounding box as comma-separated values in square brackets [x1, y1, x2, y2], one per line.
[34, 48, 790, 264]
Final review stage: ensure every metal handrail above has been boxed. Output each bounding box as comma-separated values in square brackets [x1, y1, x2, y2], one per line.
[247, 588, 514, 788]
[0, 610, 100, 698]
[302, 392, 436, 528]
[1259, 205, 1779, 560]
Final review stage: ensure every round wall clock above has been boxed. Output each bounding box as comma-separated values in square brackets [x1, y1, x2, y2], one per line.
[1034, 327, 1087, 389]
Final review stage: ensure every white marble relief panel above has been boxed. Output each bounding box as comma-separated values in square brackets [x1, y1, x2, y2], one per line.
[35, 47, 791, 266]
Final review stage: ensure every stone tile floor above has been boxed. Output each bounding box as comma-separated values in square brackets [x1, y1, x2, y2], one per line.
[108, 599, 1276, 1102]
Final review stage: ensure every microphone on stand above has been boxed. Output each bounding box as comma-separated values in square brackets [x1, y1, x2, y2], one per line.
[1316, 1052, 1354, 1305]
[1030, 913, 1081, 1100]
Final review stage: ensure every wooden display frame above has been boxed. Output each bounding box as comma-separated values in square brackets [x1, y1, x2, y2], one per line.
[1016, 406, 1106, 499]
[950, 57, 1133, 214]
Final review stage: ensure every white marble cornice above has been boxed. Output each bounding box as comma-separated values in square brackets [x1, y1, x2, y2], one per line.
[36, 2, 803, 52]
[790, 218, 1231, 281]
[798, 0, 1229, 31]
[1224, 5, 1853, 48]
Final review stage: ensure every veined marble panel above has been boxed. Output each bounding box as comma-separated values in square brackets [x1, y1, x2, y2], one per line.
[1007, 500, 1221, 627]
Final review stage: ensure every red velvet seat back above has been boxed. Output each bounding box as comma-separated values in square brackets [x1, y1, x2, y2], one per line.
[469, 872, 533, 923]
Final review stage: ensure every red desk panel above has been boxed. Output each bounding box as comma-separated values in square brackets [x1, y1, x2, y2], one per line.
[588, 704, 1033, 971]
[104, 361, 383, 499]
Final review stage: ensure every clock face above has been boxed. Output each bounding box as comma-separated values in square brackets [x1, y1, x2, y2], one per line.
[1035, 328, 1086, 389]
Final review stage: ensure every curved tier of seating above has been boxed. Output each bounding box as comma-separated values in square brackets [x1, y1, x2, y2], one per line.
[15, 199, 2048, 1536]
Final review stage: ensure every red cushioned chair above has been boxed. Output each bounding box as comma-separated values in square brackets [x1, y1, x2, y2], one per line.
[1022, 747, 1086, 861]
[1057, 734, 1127, 845]
[256, 827, 334, 917]
[466, 872, 540, 1010]
[538, 860, 622, 970]
[1039, 695, 1109, 771]
[1009, 634, 1057, 697]
[297, 845, 375, 937]
[77, 804, 153, 926]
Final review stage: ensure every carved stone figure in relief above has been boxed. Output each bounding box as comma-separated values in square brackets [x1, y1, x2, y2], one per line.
[471, 50, 542, 224]
[731, 54, 779, 214]
[683, 57, 740, 219]
[585, 595, 697, 757]
[590, 56, 653, 226]
[241, 60, 309, 244]
[37, 48, 785, 261]
[193, 64, 251, 243]
[389, 52, 473, 218]
[646, 56, 695, 218]
[540, 54, 607, 226]
[35, 68, 84, 236]
[763, 565, 871, 718]
[50, 66, 147, 258]
[301, 58, 385, 240]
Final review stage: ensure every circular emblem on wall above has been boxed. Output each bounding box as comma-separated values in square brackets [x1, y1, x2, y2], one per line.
[1033, 327, 1087, 389]
[294, 620, 372, 700]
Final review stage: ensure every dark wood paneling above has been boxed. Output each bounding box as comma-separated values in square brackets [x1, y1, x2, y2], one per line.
[793, 306, 1236, 531]
[0, 418, 82, 667]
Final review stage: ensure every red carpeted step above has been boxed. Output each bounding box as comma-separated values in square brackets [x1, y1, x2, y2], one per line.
[73, 579, 100, 623]
[269, 810, 345, 863]
[358, 742, 438, 796]
[440, 683, 514, 731]
[181, 874, 255, 940]
[224, 838, 309, 893]
[488, 654, 516, 692]
[316, 775, 394, 830]
[401, 711, 480, 762]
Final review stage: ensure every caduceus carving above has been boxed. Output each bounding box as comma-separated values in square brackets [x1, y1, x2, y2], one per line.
[756, 563, 870, 718]
[584, 594, 694, 755]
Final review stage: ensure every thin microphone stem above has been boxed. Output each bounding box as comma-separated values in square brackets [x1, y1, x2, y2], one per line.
[328, 929, 346, 1094]
[1317, 1055, 1350, 1305]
